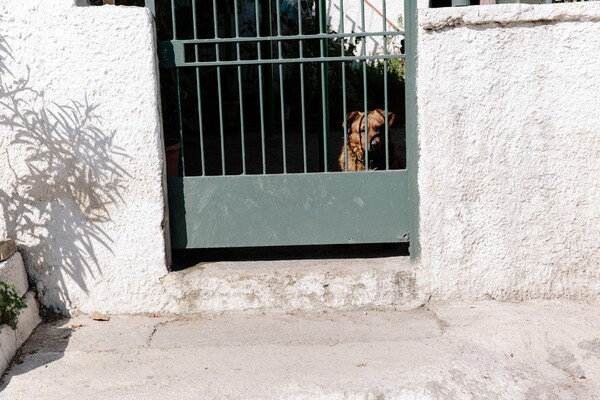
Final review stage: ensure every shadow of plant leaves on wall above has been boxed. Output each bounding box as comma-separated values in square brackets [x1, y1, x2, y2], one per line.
[0, 27, 130, 312]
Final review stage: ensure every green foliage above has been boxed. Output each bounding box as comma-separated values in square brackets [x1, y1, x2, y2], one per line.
[0, 281, 27, 330]
[368, 57, 405, 83]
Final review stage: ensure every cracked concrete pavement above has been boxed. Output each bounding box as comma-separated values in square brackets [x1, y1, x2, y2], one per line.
[1, 301, 600, 399]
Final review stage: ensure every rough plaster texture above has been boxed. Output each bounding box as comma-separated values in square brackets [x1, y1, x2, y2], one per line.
[0, 252, 28, 298]
[0, 292, 41, 376]
[417, 3, 600, 302]
[0, 0, 170, 314]
[3, 1, 600, 315]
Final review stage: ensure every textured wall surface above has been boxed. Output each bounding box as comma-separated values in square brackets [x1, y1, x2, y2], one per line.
[2, 1, 599, 314]
[325, 0, 428, 56]
[417, 3, 600, 302]
[326, 0, 404, 56]
[0, 0, 170, 313]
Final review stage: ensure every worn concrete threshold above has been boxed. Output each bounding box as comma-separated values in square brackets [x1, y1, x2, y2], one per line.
[161, 256, 423, 313]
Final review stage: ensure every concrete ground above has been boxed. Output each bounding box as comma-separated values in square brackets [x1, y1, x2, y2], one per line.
[1, 302, 599, 400]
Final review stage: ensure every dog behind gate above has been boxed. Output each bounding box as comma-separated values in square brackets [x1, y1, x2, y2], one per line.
[338, 109, 399, 171]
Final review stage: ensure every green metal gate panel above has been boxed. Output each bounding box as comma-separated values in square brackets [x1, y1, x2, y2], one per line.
[148, 0, 417, 250]
[168, 171, 409, 248]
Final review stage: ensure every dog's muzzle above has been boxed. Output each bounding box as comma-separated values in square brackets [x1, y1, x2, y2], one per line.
[370, 138, 379, 152]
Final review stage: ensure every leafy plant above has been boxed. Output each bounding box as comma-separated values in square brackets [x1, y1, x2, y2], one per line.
[0, 281, 27, 330]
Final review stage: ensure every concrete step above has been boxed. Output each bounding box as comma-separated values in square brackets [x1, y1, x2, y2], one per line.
[0, 292, 41, 375]
[161, 256, 424, 313]
[0, 250, 42, 376]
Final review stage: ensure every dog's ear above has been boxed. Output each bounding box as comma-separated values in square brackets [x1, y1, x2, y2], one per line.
[374, 109, 395, 126]
[387, 112, 395, 126]
[344, 111, 362, 133]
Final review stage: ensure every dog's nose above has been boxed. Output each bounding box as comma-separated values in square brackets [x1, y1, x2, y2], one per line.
[370, 139, 379, 151]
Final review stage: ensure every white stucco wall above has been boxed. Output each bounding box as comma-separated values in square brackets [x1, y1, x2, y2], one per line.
[326, 0, 428, 56]
[0, 0, 171, 313]
[417, 3, 600, 302]
[2, 0, 599, 314]
[326, 0, 404, 56]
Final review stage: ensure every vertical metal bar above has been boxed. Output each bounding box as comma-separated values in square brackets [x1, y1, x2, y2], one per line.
[404, 0, 420, 260]
[169, 0, 184, 176]
[195, 69, 206, 176]
[340, 0, 348, 172]
[212, 0, 226, 175]
[276, 6, 283, 59]
[261, 0, 276, 172]
[175, 69, 186, 176]
[382, 0, 389, 170]
[319, 0, 329, 172]
[191, 0, 206, 176]
[170, 0, 177, 39]
[144, 0, 156, 17]
[164, 1, 185, 176]
[361, 0, 369, 170]
[276, 1, 287, 173]
[234, 0, 247, 174]
[362, 63, 369, 170]
[191, 0, 199, 41]
[258, 66, 267, 174]
[298, 1, 308, 173]
[255, 0, 267, 174]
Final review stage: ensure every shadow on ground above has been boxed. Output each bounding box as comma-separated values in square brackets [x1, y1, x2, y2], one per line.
[0, 319, 74, 391]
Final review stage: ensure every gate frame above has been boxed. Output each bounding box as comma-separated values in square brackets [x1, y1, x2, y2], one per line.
[404, 0, 420, 261]
[145, 0, 420, 259]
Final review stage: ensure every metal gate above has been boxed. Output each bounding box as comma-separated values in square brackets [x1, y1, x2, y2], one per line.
[146, 0, 418, 250]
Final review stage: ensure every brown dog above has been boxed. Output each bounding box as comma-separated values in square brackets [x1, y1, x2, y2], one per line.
[338, 109, 399, 171]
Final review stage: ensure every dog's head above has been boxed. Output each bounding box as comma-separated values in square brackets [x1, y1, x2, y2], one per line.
[345, 109, 395, 167]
